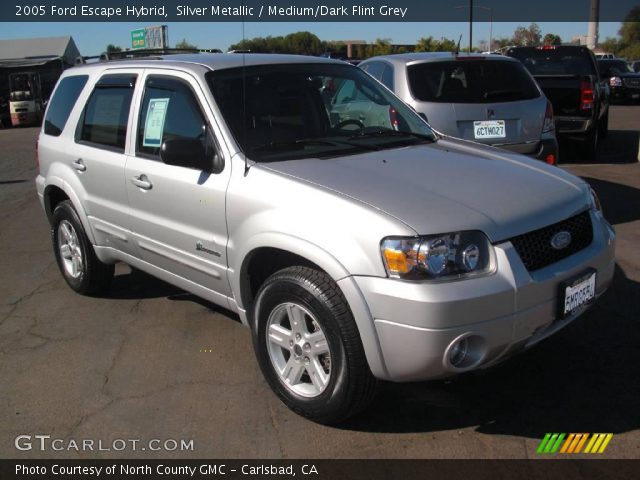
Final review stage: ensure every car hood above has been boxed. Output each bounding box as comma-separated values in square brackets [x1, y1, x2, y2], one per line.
[258, 138, 590, 242]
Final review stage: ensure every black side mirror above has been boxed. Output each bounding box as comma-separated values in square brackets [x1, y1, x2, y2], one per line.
[161, 138, 210, 171]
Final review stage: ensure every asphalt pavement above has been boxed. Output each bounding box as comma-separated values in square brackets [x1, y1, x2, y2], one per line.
[1, 107, 639, 459]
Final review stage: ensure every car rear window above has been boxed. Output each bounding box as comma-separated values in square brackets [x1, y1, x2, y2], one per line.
[407, 60, 540, 104]
[507, 48, 594, 76]
[43, 75, 88, 136]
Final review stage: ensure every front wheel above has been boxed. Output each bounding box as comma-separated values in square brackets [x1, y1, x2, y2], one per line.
[251, 266, 377, 424]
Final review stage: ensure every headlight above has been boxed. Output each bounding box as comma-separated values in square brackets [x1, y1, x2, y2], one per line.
[381, 231, 495, 281]
[589, 187, 602, 212]
[609, 76, 622, 87]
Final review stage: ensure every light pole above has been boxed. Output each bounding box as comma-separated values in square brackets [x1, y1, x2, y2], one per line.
[455, 3, 493, 53]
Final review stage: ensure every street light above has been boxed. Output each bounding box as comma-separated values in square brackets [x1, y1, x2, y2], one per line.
[455, 3, 493, 53]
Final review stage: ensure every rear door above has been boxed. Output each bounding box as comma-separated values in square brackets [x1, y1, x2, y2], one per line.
[125, 70, 232, 301]
[71, 70, 140, 255]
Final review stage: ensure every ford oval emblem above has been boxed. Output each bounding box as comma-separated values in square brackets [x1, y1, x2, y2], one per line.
[551, 231, 572, 250]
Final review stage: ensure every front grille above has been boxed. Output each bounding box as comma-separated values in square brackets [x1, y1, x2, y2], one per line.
[509, 211, 593, 272]
[623, 78, 640, 89]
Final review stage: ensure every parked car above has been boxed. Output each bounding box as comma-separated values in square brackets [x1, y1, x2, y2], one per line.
[358, 52, 559, 165]
[37, 54, 615, 423]
[506, 45, 609, 161]
[598, 59, 640, 104]
[595, 53, 615, 60]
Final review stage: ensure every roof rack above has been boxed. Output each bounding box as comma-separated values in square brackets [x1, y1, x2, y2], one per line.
[74, 48, 223, 65]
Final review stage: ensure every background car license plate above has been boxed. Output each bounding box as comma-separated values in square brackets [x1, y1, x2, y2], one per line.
[559, 270, 596, 318]
[473, 120, 506, 139]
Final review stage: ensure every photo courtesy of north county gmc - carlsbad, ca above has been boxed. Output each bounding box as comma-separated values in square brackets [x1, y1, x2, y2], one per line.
[0, 0, 639, 478]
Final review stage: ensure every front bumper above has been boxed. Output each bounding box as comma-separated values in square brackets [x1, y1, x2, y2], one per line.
[610, 86, 640, 103]
[353, 210, 615, 382]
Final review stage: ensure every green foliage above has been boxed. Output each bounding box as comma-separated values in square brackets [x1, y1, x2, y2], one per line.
[512, 23, 542, 46]
[175, 38, 197, 50]
[415, 36, 457, 52]
[543, 33, 562, 46]
[105, 44, 122, 53]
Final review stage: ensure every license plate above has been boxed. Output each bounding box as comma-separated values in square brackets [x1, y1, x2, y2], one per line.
[473, 120, 506, 139]
[559, 270, 596, 319]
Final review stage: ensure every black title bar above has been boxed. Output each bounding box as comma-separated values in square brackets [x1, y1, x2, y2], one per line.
[2, 0, 639, 22]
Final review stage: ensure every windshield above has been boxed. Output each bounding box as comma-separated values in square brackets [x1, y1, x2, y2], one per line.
[206, 63, 435, 162]
[407, 60, 540, 103]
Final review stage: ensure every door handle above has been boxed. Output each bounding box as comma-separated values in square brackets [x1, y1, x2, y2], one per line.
[130, 174, 153, 190]
[72, 159, 86, 172]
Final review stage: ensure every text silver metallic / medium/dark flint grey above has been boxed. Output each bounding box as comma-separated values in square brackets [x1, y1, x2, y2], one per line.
[35, 53, 615, 424]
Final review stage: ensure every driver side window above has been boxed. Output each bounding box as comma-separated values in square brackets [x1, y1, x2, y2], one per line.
[137, 75, 207, 162]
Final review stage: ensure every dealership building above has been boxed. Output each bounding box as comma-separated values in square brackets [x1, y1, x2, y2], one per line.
[0, 36, 80, 108]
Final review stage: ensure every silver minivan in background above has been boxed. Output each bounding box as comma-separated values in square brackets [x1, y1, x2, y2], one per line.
[359, 52, 559, 165]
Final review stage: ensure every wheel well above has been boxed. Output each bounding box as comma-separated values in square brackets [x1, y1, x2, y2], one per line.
[241, 248, 323, 309]
[44, 185, 69, 223]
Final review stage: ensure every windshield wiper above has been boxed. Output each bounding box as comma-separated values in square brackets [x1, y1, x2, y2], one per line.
[348, 129, 436, 142]
[250, 138, 380, 153]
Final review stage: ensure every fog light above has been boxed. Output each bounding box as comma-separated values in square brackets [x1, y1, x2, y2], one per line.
[449, 338, 469, 367]
[445, 335, 486, 370]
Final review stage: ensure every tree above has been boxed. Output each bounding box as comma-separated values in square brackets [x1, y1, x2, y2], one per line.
[283, 32, 324, 55]
[512, 23, 542, 46]
[600, 37, 622, 55]
[543, 33, 562, 46]
[415, 36, 457, 52]
[372, 38, 392, 56]
[105, 44, 121, 53]
[175, 38, 197, 49]
[617, 6, 640, 59]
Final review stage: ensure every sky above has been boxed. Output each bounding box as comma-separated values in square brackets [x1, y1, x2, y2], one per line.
[0, 21, 623, 55]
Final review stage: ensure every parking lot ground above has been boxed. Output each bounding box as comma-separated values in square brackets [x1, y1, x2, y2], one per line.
[1, 106, 639, 459]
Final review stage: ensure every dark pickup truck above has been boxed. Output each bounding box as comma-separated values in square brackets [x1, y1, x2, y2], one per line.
[506, 45, 609, 160]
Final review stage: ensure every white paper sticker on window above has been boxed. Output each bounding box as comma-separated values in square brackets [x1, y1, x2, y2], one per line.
[143, 98, 170, 147]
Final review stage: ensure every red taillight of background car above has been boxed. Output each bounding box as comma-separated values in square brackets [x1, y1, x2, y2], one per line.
[580, 81, 595, 111]
[389, 106, 400, 130]
[542, 100, 555, 133]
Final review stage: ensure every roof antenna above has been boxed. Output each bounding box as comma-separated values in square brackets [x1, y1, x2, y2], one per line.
[455, 34, 462, 55]
[242, 0, 250, 176]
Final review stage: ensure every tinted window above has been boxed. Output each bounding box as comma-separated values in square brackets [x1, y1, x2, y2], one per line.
[598, 60, 633, 76]
[137, 76, 207, 160]
[508, 48, 594, 76]
[78, 74, 136, 151]
[44, 75, 88, 136]
[381, 66, 394, 90]
[408, 60, 539, 103]
[364, 62, 384, 80]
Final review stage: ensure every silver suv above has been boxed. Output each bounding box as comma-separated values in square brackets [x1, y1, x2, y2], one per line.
[359, 53, 559, 164]
[37, 54, 615, 424]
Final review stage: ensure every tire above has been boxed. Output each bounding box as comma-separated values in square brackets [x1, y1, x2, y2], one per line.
[579, 124, 599, 162]
[251, 266, 377, 424]
[51, 200, 114, 296]
[599, 110, 609, 138]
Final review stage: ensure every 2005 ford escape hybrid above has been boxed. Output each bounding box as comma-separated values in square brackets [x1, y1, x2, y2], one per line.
[36, 54, 616, 423]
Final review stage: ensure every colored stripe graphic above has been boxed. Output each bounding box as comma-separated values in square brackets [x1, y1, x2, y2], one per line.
[537, 433, 613, 454]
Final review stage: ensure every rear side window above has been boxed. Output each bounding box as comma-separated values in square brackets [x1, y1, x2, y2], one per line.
[408, 60, 540, 103]
[43, 75, 88, 136]
[136, 76, 207, 159]
[508, 48, 595, 76]
[77, 74, 136, 151]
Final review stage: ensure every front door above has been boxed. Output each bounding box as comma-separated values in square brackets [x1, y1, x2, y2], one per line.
[125, 71, 231, 302]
